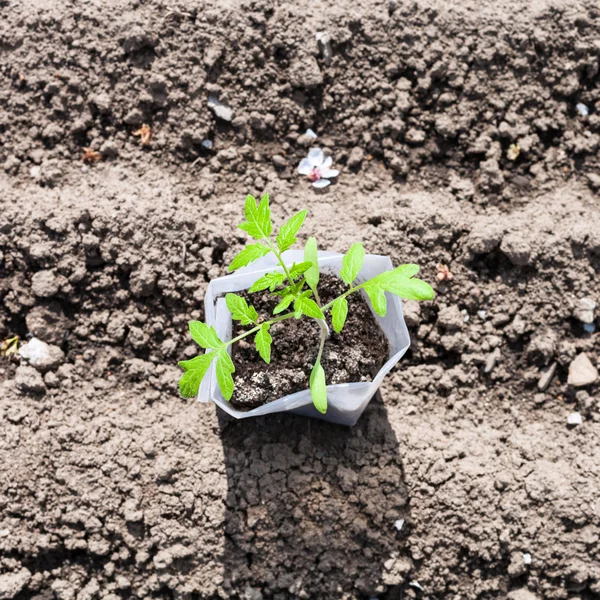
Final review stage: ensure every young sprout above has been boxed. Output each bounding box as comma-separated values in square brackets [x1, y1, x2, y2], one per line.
[178, 194, 435, 414]
[298, 148, 339, 189]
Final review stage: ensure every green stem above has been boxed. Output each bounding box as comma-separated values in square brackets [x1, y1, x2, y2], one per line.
[321, 283, 366, 313]
[315, 319, 327, 363]
[265, 239, 294, 286]
[224, 312, 296, 347]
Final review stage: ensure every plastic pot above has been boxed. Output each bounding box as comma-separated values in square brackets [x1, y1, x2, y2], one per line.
[198, 251, 410, 426]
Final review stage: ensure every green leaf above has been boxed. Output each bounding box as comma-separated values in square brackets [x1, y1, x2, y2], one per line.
[255, 324, 272, 364]
[304, 236, 319, 291]
[364, 283, 387, 317]
[310, 361, 327, 414]
[288, 261, 313, 279]
[273, 294, 295, 314]
[276, 210, 307, 252]
[392, 264, 420, 278]
[238, 194, 273, 240]
[249, 271, 286, 293]
[178, 353, 217, 398]
[216, 348, 235, 401]
[331, 297, 348, 333]
[380, 274, 435, 301]
[225, 293, 258, 325]
[188, 321, 221, 349]
[340, 242, 365, 285]
[228, 243, 270, 272]
[296, 297, 325, 320]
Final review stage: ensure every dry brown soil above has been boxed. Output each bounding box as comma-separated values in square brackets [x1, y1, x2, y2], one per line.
[1, 0, 600, 599]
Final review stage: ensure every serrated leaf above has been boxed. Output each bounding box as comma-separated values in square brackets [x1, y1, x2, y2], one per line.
[289, 261, 313, 279]
[364, 283, 387, 317]
[178, 352, 216, 398]
[331, 297, 348, 333]
[255, 324, 272, 364]
[249, 271, 286, 293]
[380, 275, 435, 301]
[296, 297, 325, 320]
[225, 293, 258, 325]
[238, 194, 273, 240]
[304, 236, 319, 291]
[340, 242, 365, 285]
[273, 294, 294, 314]
[228, 243, 270, 272]
[189, 321, 222, 349]
[392, 264, 420, 278]
[310, 361, 327, 414]
[276, 210, 307, 253]
[216, 349, 235, 401]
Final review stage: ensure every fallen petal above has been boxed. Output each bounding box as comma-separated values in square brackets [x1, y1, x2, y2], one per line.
[312, 178, 330, 188]
[308, 147, 324, 167]
[298, 158, 313, 175]
[305, 128, 318, 139]
[320, 168, 339, 178]
[322, 156, 333, 168]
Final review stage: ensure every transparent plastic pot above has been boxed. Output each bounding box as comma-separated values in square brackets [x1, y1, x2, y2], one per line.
[198, 251, 411, 426]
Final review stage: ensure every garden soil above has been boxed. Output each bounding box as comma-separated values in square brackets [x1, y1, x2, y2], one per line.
[229, 275, 390, 409]
[1, 0, 600, 599]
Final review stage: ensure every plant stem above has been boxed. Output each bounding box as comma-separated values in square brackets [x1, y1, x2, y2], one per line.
[265, 239, 295, 287]
[321, 282, 366, 313]
[315, 319, 327, 363]
[224, 312, 296, 347]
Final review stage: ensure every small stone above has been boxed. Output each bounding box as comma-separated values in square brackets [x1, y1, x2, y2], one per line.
[584, 323, 596, 333]
[522, 553, 532, 565]
[207, 96, 233, 122]
[315, 31, 332, 65]
[573, 297, 596, 324]
[347, 147, 364, 169]
[19, 338, 64, 372]
[537, 362, 557, 391]
[31, 270, 60, 297]
[576, 103, 589, 117]
[393, 519, 405, 531]
[568, 353, 598, 387]
[15, 366, 46, 394]
[201, 139, 213, 150]
[567, 412, 582, 426]
[501, 233, 532, 266]
[0, 567, 32, 599]
[477, 310, 487, 320]
[272, 155, 287, 170]
[485, 350, 500, 374]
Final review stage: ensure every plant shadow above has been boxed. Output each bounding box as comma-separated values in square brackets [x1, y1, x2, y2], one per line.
[217, 391, 411, 599]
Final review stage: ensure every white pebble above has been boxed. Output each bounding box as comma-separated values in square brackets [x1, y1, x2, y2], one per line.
[305, 128, 318, 139]
[477, 310, 487, 320]
[523, 553, 532, 565]
[567, 412, 582, 426]
[461, 309, 470, 322]
[394, 519, 405, 531]
[576, 103, 589, 117]
[583, 323, 596, 333]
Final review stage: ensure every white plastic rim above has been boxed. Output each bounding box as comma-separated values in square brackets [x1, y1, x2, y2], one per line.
[198, 251, 411, 426]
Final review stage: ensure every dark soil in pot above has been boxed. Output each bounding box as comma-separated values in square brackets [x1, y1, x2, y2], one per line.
[229, 273, 390, 410]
